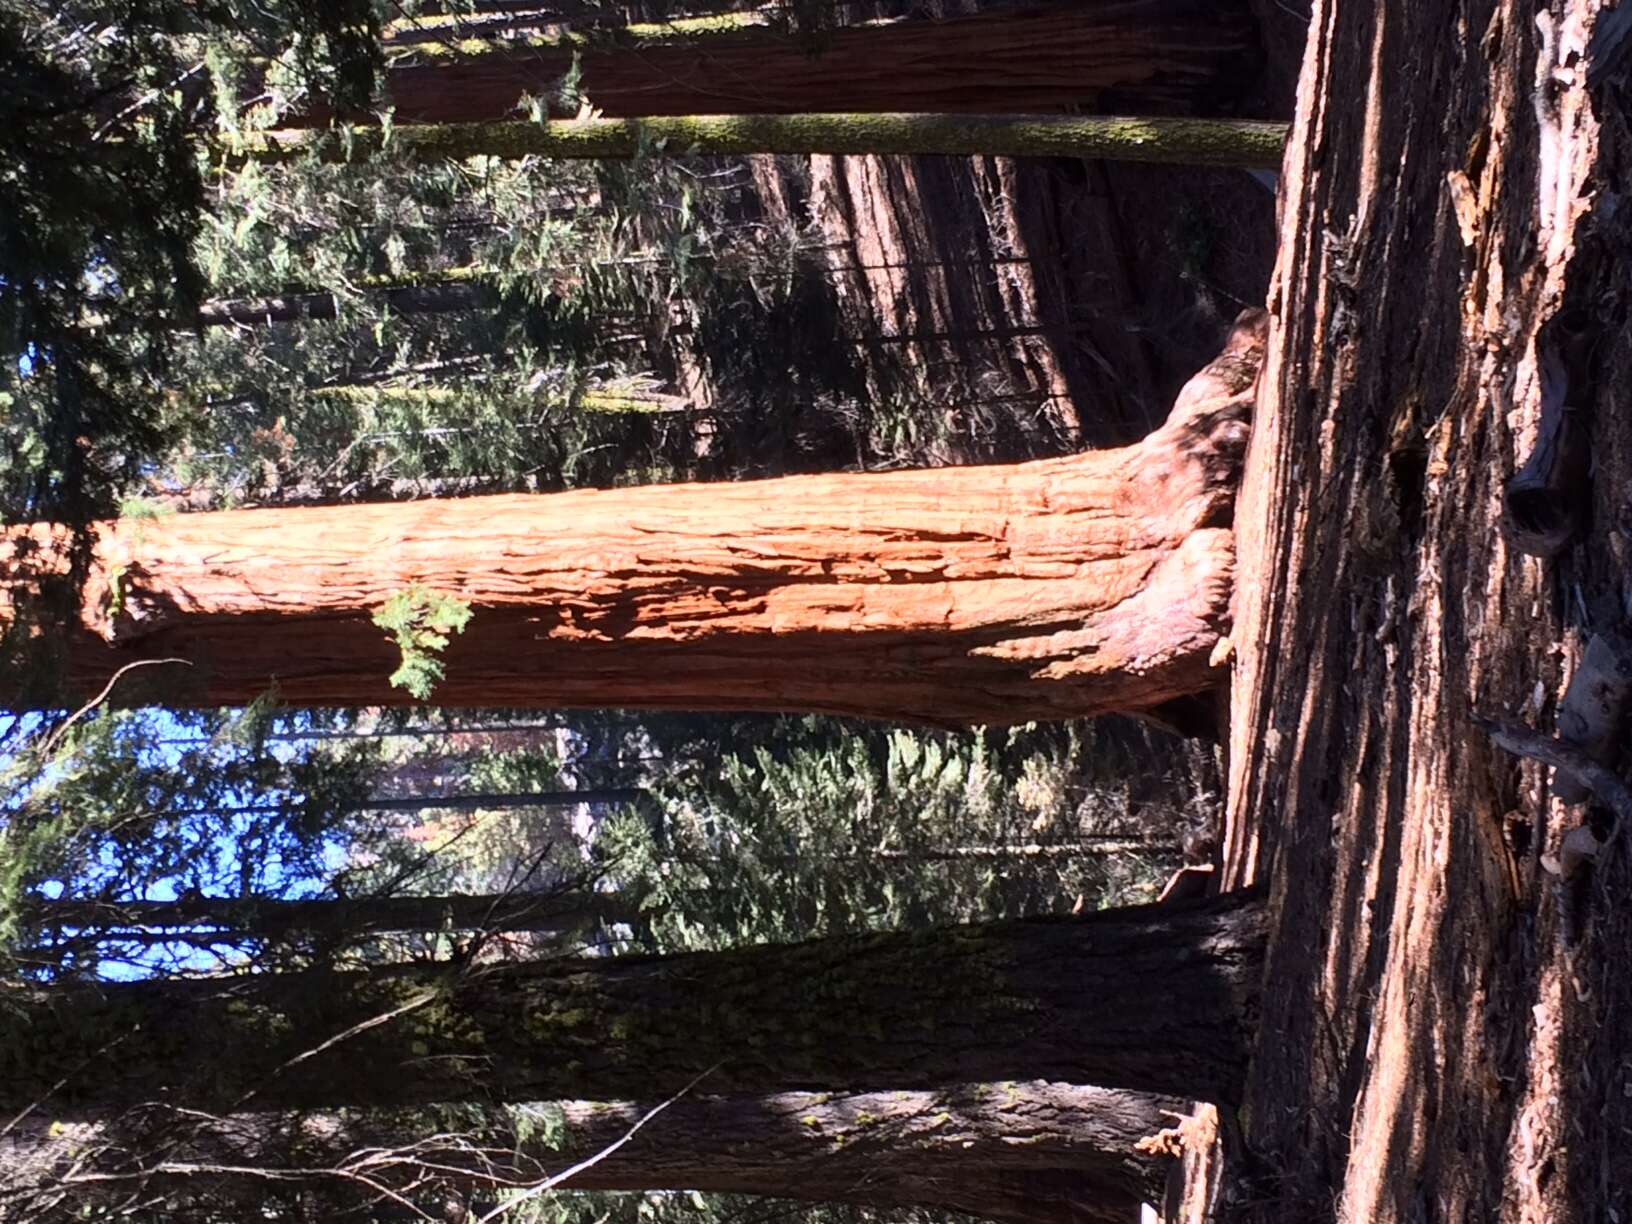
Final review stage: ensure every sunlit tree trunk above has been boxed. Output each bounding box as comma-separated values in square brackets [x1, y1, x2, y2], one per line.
[307, 383, 694, 414]
[2, 311, 1265, 724]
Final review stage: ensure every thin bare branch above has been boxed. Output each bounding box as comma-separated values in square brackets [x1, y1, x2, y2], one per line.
[37, 658, 192, 758]
[233, 989, 440, 1113]
[474, 1063, 722, 1224]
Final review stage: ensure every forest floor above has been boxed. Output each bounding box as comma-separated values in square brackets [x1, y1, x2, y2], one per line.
[1212, 1, 1632, 1221]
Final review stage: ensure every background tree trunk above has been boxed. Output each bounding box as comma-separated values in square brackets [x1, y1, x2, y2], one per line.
[24, 890, 638, 940]
[194, 279, 497, 327]
[146, 788, 645, 818]
[307, 384, 694, 415]
[242, 114, 1289, 168]
[4, 311, 1265, 722]
[342, 3, 1262, 123]
[0, 890, 1265, 1116]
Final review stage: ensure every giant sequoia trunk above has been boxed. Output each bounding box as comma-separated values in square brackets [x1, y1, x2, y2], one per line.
[3, 311, 1265, 722]
[0, 890, 1265, 1116]
[14, 1085, 1177, 1224]
[538, 1085, 1175, 1219]
[326, 2, 1262, 124]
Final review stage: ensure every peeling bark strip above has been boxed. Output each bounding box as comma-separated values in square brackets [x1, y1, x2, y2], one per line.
[2, 311, 1265, 722]
[0, 890, 1266, 1115]
[321, 2, 1262, 123]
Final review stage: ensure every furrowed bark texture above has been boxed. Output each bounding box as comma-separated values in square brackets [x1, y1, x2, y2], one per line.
[242, 114, 1290, 169]
[7, 1085, 1176, 1224]
[323, 3, 1262, 124]
[5, 311, 1265, 722]
[0, 891, 1266, 1116]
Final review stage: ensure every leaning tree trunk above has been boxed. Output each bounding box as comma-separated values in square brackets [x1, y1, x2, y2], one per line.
[0, 890, 1265, 1117]
[5, 1084, 1178, 1224]
[2, 311, 1266, 723]
[313, 2, 1261, 123]
[537, 1084, 1175, 1212]
[149, 788, 645, 819]
[307, 383, 695, 414]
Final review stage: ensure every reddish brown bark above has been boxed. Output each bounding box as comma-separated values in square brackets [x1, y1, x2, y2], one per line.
[3, 311, 1262, 721]
[334, 2, 1262, 125]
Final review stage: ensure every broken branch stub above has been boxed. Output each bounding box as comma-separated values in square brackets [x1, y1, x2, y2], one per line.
[1477, 716, 1632, 838]
[1553, 632, 1632, 804]
[1502, 311, 1595, 557]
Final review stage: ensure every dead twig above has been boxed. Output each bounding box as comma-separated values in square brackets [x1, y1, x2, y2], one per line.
[232, 989, 441, 1115]
[473, 1062, 721, 1224]
[36, 658, 192, 758]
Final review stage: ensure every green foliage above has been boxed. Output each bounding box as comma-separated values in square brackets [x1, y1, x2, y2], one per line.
[594, 714, 1201, 952]
[150, 147, 706, 505]
[0, 0, 380, 537]
[0, 699, 385, 979]
[115, 496, 174, 522]
[372, 585, 473, 700]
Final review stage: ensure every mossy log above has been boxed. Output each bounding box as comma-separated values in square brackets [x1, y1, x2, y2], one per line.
[235, 113, 1288, 169]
